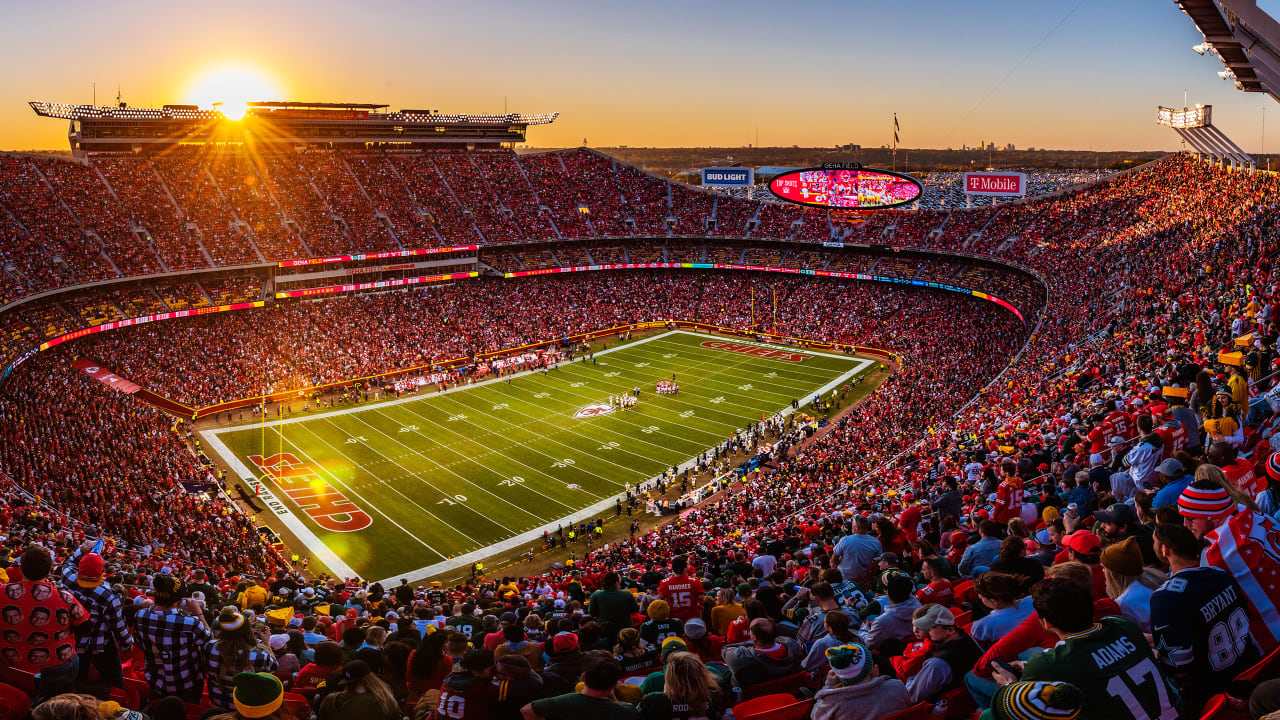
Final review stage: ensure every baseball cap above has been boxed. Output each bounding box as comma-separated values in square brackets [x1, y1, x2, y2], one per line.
[1034, 529, 1053, 546]
[913, 604, 956, 630]
[1063, 530, 1101, 556]
[1155, 458, 1184, 478]
[77, 553, 105, 589]
[876, 552, 900, 565]
[552, 632, 578, 654]
[1093, 503, 1138, 527]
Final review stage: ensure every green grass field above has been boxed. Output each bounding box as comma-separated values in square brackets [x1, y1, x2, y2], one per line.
[202, 330, 878, 583]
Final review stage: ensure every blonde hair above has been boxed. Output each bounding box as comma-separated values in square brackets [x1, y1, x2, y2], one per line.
[346, 673, 399, 717]
[662, 652, 716, 714]
[1195, 463, 1259, 513]
[32, 694, 98, 720]
[1103, 566, 1165, 601]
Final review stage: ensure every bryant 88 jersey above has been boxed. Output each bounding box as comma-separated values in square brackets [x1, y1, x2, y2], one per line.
[1151, 566, 1260, 706]
[1023, 617, 1181, 720]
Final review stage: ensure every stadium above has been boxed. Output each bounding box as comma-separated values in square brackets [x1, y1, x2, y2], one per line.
[3, 2, 1280, 720]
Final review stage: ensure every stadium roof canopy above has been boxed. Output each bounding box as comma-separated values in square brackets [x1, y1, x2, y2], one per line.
[1175, 0, 1280, 98]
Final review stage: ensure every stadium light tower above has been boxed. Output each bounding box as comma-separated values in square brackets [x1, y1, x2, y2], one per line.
[1156, 104, 1255, 171]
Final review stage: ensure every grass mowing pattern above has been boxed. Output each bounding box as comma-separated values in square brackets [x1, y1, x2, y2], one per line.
[208, 331, 877, 582]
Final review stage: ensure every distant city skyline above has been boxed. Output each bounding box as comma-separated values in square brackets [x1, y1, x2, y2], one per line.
[0, 0, 1275, 152]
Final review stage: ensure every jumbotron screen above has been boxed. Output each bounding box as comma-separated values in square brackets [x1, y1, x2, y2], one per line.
[769, 166, 922, 210]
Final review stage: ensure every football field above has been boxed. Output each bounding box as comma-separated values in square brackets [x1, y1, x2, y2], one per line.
[202, 330, 881, 583]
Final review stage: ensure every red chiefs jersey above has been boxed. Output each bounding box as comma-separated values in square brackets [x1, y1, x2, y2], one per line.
[1103, 411, 1135, 441]
[995, 478, 1024, 523]
[1225, 458, 1266, 500]
[658, 574, 704, 621]
[1155, 423, 1188, 459]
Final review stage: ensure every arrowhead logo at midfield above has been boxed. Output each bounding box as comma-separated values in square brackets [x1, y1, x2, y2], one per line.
[574, 403, 615, 419]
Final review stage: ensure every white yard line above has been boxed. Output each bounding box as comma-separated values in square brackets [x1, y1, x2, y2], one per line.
[202, 330, 879, 583]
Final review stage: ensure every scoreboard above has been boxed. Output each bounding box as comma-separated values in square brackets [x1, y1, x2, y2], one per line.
[769, 165, 922, 209]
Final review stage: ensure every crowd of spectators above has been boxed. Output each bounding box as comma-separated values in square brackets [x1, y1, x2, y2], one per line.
[7, 154, 1280, 720]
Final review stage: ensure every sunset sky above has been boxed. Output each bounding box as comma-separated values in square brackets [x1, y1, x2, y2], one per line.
[1, 0, 1274, 152]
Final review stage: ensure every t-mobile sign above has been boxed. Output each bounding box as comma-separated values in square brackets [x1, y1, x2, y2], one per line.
[963, 171, 1026, 197]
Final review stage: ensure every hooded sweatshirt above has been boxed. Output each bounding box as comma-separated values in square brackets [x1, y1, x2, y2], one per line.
[721, 636, 803, 687]
[813, 675, 911, 720]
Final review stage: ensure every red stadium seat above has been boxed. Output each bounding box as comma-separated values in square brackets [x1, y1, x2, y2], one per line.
[734, 693, 814, 720]
[1198, 694, 1251, 720]
[0, 668, 35, 697]
[739, 671, 813, 700]
[0, 683, 28, 720]
[880, 702, 932, 720]
[1235, 643, 1280, 684]
[283, 691, 310, 717]
[952, 580, 975, 605]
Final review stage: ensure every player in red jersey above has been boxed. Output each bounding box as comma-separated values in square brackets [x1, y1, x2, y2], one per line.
[658, 556, 704, 622]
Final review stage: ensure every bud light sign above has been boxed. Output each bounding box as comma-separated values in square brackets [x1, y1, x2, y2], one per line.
[963, 172, 1026, 197]
[701, 167, 755, 188]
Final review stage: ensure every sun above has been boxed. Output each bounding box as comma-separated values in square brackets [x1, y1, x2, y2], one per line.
[185, 64, 282, 121]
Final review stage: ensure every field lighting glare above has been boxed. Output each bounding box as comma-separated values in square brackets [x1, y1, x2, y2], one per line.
[1193, 42, 1209, 55]
[1219, 70, 1236, 80]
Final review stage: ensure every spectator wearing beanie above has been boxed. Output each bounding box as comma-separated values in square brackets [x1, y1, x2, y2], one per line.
[679, 618, 723, 663]
[1099, 537, 1161, 633]
[133, 575, 212, 703]
[640, 635, 721, 691]
[226, 671, 285, 719]
[492, 654, 544, 720]
[613, 628, 656, 673]
[638, 599, 682, 647]
[1180, 472, 1280, 651]
[813, 641, 910, 720]
[982, 680, 1083, 720]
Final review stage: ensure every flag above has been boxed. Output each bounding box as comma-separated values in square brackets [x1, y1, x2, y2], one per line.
[1205, 509, 1280, 652]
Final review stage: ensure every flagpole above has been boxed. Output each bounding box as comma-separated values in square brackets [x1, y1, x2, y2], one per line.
[892, 113, 899, 172]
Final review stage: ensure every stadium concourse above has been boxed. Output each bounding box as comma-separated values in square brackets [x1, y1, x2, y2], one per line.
[2, 150, 1280, 720]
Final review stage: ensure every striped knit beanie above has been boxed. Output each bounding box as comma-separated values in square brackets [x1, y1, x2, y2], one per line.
[991, 681, 1083, 720]
[1178, 482, 1234, 519]
[1267, 452, 1280, 482]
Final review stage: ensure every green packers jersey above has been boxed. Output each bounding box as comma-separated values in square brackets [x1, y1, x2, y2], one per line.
[1023, 617, 1181, 720]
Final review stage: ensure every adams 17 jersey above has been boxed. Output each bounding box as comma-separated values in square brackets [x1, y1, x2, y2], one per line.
[1023, 617, 1181, 720]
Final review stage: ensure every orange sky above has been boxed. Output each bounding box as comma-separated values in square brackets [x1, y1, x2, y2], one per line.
[0, 0, 1274, 153]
